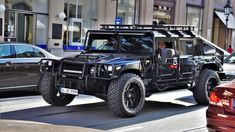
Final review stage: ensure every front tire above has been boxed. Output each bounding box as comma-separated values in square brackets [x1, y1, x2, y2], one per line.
[107, 73, 145, 117]
[39, 73, 75, 106]
[193, 69, 220, 105]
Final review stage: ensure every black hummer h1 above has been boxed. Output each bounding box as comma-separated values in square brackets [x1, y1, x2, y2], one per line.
[39, 24, 225, 117]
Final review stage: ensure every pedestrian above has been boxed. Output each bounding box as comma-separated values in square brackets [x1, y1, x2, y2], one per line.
[227, 45, 233, 53]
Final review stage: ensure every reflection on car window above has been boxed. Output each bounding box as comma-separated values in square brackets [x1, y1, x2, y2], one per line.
[0, 45, 14, 58]
[15, 45, 45, 58]
[87, 33, 153, 55]
[226, 53, 235, 63]
[178, 40, 193, 55]
[33, 48, 45, 57]
[92, 38, 118, 51]
[119, 35, 153, 55]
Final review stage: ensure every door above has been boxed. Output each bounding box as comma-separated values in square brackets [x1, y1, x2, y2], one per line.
[69, 18, 83, 46]
[178, 39, 196, 82]
[13, 45, 44, 87]
[156, 40, 179, 83]
[17, 13, 34, 43]
[0, 45, 18, 90]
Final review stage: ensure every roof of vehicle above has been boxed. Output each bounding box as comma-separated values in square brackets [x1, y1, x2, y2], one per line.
[199, 36, 230, 57]
[0, 42, 59, 59]
[88, 24, 197, 38]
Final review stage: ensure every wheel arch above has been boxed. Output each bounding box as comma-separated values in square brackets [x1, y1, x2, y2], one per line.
[119, 69, 142, 78]
[201, 64, 219, 71]
[200, 64, 224, 80]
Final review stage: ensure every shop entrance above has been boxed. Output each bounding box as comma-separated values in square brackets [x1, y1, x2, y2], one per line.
[17, 13, 34, 44]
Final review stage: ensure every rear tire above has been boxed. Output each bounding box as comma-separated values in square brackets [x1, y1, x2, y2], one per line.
[193, 69, 220, 105]
[39, 73, 75, 106]
[107, 73, 145, 117]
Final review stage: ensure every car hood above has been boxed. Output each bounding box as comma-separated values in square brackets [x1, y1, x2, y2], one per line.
[63, 53, 145, 65]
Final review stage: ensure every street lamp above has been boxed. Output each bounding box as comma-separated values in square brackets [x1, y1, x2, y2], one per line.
[224, 0, 232, 50]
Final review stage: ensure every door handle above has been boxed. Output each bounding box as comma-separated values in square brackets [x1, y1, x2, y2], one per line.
[4, 61, 13, 67]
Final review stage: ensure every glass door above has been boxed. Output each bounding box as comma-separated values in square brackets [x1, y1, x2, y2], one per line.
[17, 13, 34, 44]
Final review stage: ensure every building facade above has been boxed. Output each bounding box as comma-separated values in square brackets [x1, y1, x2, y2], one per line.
[0, 0, 234, 56]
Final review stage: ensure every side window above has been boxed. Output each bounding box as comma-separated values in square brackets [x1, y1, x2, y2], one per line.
[33, 48, 46, 57]
[0, 45, 14, 58]
[178, 40, 193, 55]
[15, 45, 44, 58]
[203, 43, 216, 55]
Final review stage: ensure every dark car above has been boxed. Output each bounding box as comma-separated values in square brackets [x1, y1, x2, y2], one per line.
[207, 80, 235, 132]
[0, 43, 59, 92]
[39, 24, 225, 117]
[223, 52, 235, 81]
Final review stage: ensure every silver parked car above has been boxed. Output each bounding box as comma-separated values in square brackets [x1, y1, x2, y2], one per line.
[0, 43, 59, 92]
[223, 52, 235, 80]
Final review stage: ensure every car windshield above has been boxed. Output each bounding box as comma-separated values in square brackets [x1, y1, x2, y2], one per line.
[85, 33, 153, 55]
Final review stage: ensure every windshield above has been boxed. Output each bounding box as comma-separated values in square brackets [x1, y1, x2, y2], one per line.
[86, 33, 153, 55]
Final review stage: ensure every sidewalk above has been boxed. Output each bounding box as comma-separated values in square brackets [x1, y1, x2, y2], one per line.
[0, 119, 105, 132]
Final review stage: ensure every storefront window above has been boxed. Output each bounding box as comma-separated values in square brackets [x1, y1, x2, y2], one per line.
[153, 5, 173, 24]
[36, 15, 48, 46]
[117, 0, 139, 24]
[4, 10, 16, 41]
[63, 0, 97, 50]
[33, 0, 48, 14]
[186, 6, 203, 35]
[5, 0, 32, 11]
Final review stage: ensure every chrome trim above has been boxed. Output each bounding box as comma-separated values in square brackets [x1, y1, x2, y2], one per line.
[63, 69, 82, 74]
[0, 85, 37, 90]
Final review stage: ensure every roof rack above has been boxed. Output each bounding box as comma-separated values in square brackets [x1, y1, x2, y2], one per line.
[100, 24, 195, 31]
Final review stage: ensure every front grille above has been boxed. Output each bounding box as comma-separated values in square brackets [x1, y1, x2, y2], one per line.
[61, 61, 85, 77]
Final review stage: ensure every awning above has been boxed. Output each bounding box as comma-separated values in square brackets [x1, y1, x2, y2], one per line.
[215, 11, 235, 29]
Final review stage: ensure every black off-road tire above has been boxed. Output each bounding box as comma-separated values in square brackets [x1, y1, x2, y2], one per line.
[107, 73, 145, 117]
[193, 69, 220, 105]
[39, 73, 75, 106]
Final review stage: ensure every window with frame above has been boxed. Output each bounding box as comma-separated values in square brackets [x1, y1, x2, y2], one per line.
[0, 45, 13, 58]
[15, 45, 45, 58]
[178, 40, 194, 55]
[186, 6, 203, 35]
[117, 0, 139, 24]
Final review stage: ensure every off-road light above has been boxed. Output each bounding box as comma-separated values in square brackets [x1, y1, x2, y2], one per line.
[47, 60, 52, 66]
[90, 67, 96, 76]
[107, 65, 113, 72]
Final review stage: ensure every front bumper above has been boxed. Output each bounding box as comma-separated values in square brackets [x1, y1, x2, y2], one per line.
[206, 106, 235, 132]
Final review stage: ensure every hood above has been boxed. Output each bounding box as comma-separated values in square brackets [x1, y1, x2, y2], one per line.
[63, 53, 143, 65]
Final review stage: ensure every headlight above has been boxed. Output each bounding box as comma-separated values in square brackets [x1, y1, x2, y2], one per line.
[103, 65, 113, 72]
[46, 60, 52, 66]
[90, 67, 96, 76]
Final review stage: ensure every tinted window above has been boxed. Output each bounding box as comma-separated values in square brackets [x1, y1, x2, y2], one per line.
[119, 35, 153, 55]
[178, 40, 193, 55]
[0, 45, 13, 58]
[15, 45, 45, 58]
[33, 48, 45, 57]
[87, 33, 153, 55]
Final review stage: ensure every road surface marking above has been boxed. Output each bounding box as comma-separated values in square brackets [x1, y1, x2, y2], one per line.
[111, 126, 143, 132]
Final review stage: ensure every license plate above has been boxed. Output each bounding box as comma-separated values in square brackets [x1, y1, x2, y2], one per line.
[60, 88, 78, 95]
[221, 99, 230, 106]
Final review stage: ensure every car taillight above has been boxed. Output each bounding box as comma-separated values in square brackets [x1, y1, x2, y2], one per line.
[209, 91, 222, 106]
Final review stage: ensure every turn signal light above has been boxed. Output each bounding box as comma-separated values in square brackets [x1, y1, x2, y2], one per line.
[209, 91, 222, 106]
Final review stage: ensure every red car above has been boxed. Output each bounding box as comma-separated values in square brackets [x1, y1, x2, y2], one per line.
[207, 80, 235, 131]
